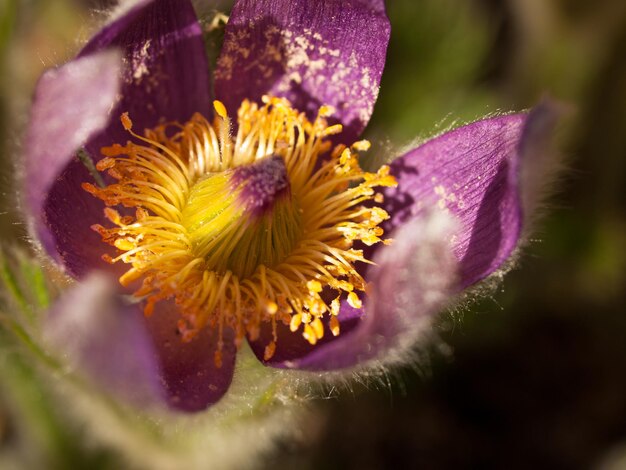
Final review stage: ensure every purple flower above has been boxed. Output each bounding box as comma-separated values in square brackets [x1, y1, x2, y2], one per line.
[24, 0, 557, 412]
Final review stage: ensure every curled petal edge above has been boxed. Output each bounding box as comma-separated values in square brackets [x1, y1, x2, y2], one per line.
[43, 273, 165, 407]
[382, 103, 561, 289]
[23, 50, 122, 264]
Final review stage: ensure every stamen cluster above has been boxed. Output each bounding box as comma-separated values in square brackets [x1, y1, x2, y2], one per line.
[83, 96, 396, 364]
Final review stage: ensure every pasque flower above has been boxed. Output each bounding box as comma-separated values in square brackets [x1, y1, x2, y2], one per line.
[23, 0, 557, 412]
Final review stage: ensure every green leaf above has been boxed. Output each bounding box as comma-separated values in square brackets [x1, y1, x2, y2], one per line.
[0, 248, 54, 324]
[0, 248, 29, 314]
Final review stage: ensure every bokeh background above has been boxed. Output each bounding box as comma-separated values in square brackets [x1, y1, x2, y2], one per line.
[0, 0, 625, 468]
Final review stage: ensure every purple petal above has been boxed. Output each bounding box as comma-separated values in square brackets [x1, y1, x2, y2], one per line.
[517, 101, 564, 222]
[41, 161, 126, 278]
[39, 0, 211, 277]
[215, 0, 390, 142]
[249, 212, 457, 370]
[23, 51, 122, 267]
[382, 110, 552, 288]
[79, 0, 211, 145]
[44, 273, 164, 406]
[247, 303, 363, 368]
[144, 300, 237, 412]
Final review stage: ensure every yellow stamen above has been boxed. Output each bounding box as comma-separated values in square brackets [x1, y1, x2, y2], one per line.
[84, 96, 396, 364]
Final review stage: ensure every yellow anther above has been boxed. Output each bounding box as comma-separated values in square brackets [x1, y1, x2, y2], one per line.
[373, 165, 397, 187]
[339, 148, 352, 165]
[265, 300, 278, 315]
[311, 317, 324, 340]
[213, 100, 228, 119]
[303, 323, 317, 345]
[306, 279, 323, 293]
[264, 341, 276, 361]
[121, 112, 133, 130]
[113, 238, 135, 251]
[378, 165, 390, 176]
[352, 140, 371, 152]
[319, 105, 335, 117]
[323, 124, 343, 136]
[104, 207, 122, 225]
[119, 268, 143, 287]
[330, 315, 340, 336]
[289, 313, 303, 332]
[96, 157, 116, 171]
[308, 298, 327, 316]
[368, 207, 389, 225]
[214, 350, 223, 368]
[347, 292, 362, 309]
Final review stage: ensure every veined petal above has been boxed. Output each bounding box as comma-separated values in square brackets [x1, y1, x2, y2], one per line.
[248, 212, 457, 370]
[382, 106, 558, 288]
[23, 51, 122, 266]
[215, 0, 390, 142]
[40, 0, 211, 277]
[79, 0, 211, 145]
[144, 300, 237, 412]
[44, 273, 164, 406]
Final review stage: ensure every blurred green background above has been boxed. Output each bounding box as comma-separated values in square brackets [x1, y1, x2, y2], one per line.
[1, 0, 625, 468]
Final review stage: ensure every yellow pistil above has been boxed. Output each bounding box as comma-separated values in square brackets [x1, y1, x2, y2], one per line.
[83, 96, 396, 365]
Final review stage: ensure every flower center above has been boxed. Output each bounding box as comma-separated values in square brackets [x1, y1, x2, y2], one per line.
[83, 96, 396, 365]
[181, 154, 300, 279]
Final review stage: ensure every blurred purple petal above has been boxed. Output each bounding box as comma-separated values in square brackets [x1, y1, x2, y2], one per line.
[249, 212, 457, 370]
[44, 274, 236, 412]
[44, 273, 164, 406]
[215, 0, 390, 142]
[144, 301, 237, 412]
[382, 111, 549, 288]
[517, 100, 564, 222]
[41, 0, 211, 277]
[23, 51, 122, 267]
